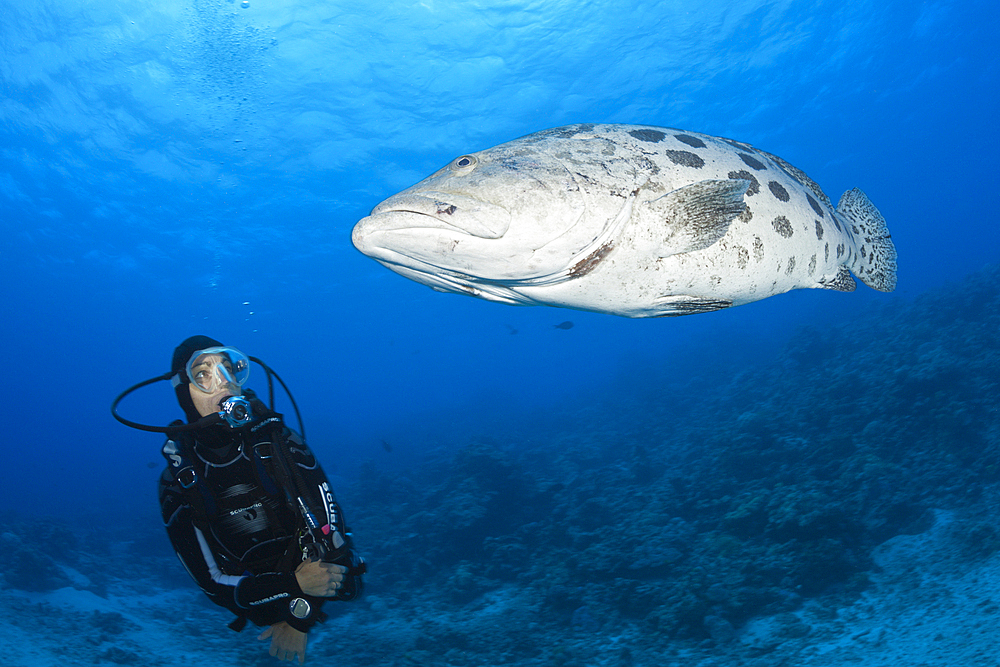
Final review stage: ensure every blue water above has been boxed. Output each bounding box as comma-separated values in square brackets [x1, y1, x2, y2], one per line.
[1, 0, 997, 531]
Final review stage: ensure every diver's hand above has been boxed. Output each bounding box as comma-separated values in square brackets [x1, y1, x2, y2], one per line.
[258, 622, 307, 664]
[294, 558, 347, 597]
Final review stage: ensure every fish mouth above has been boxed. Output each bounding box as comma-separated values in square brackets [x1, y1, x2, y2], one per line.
[351, 219, 492, 281]
[353, 191, 513, 276]
[350, 227, 530, 305]
[366, 192, 511, 239]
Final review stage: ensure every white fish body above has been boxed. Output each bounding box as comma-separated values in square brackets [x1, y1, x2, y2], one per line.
[352, 123, 897, 317]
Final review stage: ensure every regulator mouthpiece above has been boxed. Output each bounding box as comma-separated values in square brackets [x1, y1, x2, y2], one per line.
[220, 396, 253, 428]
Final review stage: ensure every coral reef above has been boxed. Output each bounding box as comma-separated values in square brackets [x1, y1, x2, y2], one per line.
[1, 265, 997, 666]
[343, 264, 1000, 658]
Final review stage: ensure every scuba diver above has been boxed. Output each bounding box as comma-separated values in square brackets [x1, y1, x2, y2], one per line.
[112, 335, 365, 664]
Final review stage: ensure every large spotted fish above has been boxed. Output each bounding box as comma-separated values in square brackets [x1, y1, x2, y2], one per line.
[352, 123, 897, 317]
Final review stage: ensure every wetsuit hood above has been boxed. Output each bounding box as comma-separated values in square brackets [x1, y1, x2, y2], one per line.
[172, 335, 225, 423]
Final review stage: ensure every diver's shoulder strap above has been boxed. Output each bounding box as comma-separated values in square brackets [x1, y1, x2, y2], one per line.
[162, 428, 217, 522]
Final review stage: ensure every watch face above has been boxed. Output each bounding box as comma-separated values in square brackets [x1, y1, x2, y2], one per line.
[289, 598, 311, 619]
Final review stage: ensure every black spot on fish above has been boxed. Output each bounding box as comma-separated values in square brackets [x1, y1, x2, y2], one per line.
[753, 236, 765, 261]
[786, 257, 796, 275]
[665, 150, 705, 168]
[833, 217, 842, 232]
[807, 193, 824, 217]
[825, 242, 830, 262]
[739, 207, 753, 223]
[836, 243, 845, 258]
[674, 134, 706, 148]
[728, 170, 760, 196]
[629, 129, 666, 143]
[808, 254, 817, 276]
[736, 246, 749, 269]
[772, 216, 794, 238]
[436, 203, 457, 215]
[815, 220, 824, 240]
[554, 321, 575, 330]
[757, 149, 832, 209]
[739, 153, 767, 171]
[722, 137, 755, 152]
[768, 181, 790, 202]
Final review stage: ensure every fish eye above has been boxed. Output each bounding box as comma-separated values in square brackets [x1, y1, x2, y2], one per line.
[450, 155, 478, 172]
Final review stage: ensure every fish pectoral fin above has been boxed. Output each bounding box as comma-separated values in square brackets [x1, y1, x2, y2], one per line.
[639, 179, 749, 258]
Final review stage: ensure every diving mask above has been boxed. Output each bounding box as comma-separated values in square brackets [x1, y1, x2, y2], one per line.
[182, 347, 251, 394]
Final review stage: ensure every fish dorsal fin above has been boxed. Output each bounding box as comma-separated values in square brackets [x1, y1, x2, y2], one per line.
[637, 179, 749, 257]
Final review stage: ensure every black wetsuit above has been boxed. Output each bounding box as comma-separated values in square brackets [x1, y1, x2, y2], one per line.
[158, 400, 361, 632]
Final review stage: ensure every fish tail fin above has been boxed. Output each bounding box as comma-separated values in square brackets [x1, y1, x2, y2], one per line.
[837, 188, 897, 292]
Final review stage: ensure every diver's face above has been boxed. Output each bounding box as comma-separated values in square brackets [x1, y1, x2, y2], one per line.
[188, 353, 243, 417]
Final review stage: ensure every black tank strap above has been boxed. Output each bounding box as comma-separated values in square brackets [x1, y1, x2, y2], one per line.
[257, 418, 338, 561]
[162, 430, 217, 525]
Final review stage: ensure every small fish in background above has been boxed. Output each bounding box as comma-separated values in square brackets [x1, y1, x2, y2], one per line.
[554, 321, 575, 330]
[381, 439, 393, 453]
[353, 123, 896, 318]
[505, 324, 519, 335]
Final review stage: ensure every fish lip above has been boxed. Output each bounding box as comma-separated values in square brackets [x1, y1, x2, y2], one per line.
[352, 213, 458, 265]
[350, 233, 480, 289]
[352, 211, 462, 258]
[369, 192, 510, 239]
[355, 248, 530, 306]
[367, 208, 467, 234]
